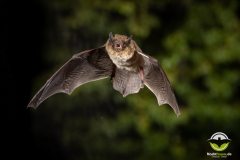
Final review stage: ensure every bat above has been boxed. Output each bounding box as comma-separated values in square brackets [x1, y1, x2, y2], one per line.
[208, 138, 231, 147]
[27, 32, 180, 116]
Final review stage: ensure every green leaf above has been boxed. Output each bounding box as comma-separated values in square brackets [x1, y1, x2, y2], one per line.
[211, 143, 220, 149]
[220, 143, 228, 149]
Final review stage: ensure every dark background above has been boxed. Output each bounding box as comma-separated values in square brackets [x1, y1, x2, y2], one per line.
[1, 0, 240, 159]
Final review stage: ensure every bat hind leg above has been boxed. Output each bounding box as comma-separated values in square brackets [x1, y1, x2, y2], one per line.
[140, 67, 144, 88]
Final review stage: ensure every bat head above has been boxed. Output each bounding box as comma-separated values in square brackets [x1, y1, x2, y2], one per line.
[109, 32, 132, 52]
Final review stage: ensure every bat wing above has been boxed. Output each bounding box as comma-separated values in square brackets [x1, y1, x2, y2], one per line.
[111, 50, 180, 116]
[208, 139, 221, 147]
[208, 139, 231, 147]
[221, 139, 231, 144]
[27, 46, 114, 108]
[139, 52, 180, 116]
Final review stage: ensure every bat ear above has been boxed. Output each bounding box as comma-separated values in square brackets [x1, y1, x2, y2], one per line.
[109, 32, 114, 45]
[126, 35, 132, 46]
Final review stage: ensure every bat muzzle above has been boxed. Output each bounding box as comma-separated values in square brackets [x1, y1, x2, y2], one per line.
[115, 42, 122, 51]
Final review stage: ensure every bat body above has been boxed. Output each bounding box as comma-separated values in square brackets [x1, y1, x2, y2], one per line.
[28, 33, 180, 116]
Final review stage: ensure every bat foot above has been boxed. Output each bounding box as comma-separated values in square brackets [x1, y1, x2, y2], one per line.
[110, 76, 114, 82]
[141, 80, 144, 88]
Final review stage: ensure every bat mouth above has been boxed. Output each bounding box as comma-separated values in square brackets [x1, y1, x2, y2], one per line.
[115, 43, 122, 50]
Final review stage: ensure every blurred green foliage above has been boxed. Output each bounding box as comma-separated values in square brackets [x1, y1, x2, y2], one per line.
[30, 0, 240, 159]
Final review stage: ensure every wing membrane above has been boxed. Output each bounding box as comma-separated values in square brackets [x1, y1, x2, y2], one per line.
[142, 53, 180, 116]
[27, 46, 114, 108]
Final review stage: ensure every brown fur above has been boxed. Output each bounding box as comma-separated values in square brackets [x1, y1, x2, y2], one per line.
[105, 34, 144, 71]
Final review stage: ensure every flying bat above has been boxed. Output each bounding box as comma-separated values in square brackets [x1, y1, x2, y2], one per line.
[208, 138, 231, 148]
[27, 32, 180, 116]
